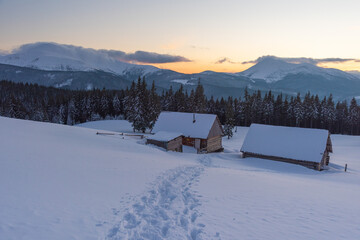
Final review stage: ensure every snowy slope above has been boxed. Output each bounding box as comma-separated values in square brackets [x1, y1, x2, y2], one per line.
[239, 56, 359, 83]
[1, 117, 360, 239]
[0, 117, 197, 240]
[0, 42, 159, 76]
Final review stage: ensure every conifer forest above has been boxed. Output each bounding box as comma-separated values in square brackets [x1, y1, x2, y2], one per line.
[0, 78, 359, 135]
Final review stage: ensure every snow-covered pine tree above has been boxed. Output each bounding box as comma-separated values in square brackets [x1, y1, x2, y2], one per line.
[312, 95, 321, 129]
[124, 81, 136, 125]
[130, 77, 143, 132]
[273, 93, 283, 126]
[233, 97, 241, 127]
[188, 89, 195, 113]
[241, 87, 251, 126]
[112, 94, 122, 117]
[130, 77, 151, 133]
[207, 96, 216, 114]
[263, 90, 274, 124]
[67, 98, 76, 125]
[99, 94, 109, 119]
[193, 79, 206, 113]
[174, 84, 186, 112]
[327, 94, 336, 132]
[349, 98, 359, 135]
[148, 81, 161, 131]
[224, 97, 235, 139]
[139, 77, 150, 133]
[335, 100, 348, 134]
[58, 103, 68, 124]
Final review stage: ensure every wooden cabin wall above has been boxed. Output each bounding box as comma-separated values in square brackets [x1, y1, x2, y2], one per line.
[207, 136, 223, 152]
[327, 135, 333, 153]
[242, 152, 321, 170]
[147, 139, 167, 150]
[167, 136, 183, 152]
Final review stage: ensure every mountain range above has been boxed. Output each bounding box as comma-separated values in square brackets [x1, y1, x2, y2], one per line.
[1, 42, 360, 101]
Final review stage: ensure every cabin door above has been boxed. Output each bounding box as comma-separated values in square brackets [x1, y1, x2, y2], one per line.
[195, 139, 200, 150]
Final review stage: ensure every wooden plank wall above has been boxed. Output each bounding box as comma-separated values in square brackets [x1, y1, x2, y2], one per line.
[206, 136, 223, 152]
[147, 139, 167, 149]
[167, 136, 183, 152]
[242, 152, 322, 170]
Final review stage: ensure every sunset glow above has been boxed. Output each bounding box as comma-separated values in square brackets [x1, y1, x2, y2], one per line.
[1, 0, 360, 73]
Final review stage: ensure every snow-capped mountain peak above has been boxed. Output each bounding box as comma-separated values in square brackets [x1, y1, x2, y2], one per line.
[239, 56, 358, 83]
[0, 42, 159, 75]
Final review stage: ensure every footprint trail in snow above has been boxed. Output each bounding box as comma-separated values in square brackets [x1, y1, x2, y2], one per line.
[106, 164, 206, 240]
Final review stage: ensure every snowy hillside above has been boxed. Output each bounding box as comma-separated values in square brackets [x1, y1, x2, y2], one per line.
[1, 117, 360, 239]
[239, 56, 359, 83]
[0, 42, 158, 76]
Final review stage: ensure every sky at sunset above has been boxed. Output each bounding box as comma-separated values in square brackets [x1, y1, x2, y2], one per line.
[1, 0, 360, 73]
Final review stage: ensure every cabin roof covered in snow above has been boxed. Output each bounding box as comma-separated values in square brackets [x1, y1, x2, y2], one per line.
[152, 112, 222, 139]
[147, 131, 183, 142]
[240, 124, 331, 163]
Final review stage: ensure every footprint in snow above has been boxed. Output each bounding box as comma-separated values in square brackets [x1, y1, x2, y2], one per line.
[106, 165, 206, 240]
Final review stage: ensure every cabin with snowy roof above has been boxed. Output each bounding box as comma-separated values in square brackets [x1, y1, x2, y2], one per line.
[240, 124, 333, 170]
[150, 112, 224, 153]
[146, 131, 183, 152]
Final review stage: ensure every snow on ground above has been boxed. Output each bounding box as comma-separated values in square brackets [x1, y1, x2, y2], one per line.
[171, 79, 195, 85]
[0, 117, 197, 240]
[1, 117, 360, 240]
[77, 119, 134, 133]
[54, 78, 73, 88]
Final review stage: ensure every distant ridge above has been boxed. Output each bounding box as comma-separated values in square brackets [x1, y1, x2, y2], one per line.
[1, 43, 360, 101]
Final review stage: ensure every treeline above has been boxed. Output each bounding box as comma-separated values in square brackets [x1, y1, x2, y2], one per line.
[0, 79, 359, 135]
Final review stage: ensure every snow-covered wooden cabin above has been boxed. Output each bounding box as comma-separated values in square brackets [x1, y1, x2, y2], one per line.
[240, 124, 333, 170]
[146, 131, 183, 152]
[152, 112, 224, 153]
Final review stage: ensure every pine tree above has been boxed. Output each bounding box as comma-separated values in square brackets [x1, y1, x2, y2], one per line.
[174, 85, 186, 112]
[193, 80, 206, 113]
[224, 97, 235, 139]
[293, 93, 304, 127]
[263, 90, 274, 124]
[148, 81, 161, 131]
[67, 98, 76, 125]
[113, 94, 122, 117]
[242, 87, 251, 126]
[349, 98, 359, 135]
[124, 81, 136, 123]
[274, 93, 283, 126]
[58, 103, 68, 124]
[99, 94, 109, 119]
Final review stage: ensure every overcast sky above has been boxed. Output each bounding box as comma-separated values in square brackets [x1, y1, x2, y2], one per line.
[1, 0, 360, 73]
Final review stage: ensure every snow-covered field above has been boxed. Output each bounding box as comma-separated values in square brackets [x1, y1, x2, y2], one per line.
[1, 117, 360, 240]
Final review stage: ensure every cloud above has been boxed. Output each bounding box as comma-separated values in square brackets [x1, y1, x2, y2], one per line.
[189, 45, 210, 50]
[120, 51, 190, 64]
[97, 48, 191, 64]
[101, 49, 190, 63]
[242, 55, 357, 65]
[7, 42, 191, 64]
[215, 57, 240, 64]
